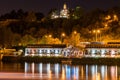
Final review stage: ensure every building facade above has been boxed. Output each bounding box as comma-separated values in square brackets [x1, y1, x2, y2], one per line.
[85, 43, 120, 57]
[51, 3, 69, 19]
[25, 44, 66, 56]
[60, 3, 69, 18]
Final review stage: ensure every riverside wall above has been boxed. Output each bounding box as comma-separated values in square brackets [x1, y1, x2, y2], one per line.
[2, 56, 120, 65]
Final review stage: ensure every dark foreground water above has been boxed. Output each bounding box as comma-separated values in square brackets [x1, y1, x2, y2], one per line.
[0, 61, 120, 80]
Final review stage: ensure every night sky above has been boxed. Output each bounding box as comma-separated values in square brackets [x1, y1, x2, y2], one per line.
[0, 0, 120, 15]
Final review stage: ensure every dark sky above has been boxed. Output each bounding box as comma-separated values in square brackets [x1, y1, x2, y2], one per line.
[0, 0, 120, 15]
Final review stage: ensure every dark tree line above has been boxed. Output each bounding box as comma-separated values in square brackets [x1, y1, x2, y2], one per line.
[0, 9, 44, 21]
[0, 7, 120, 48]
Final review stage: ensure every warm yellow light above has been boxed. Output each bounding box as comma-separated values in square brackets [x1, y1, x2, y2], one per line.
[74, 31, 77, 34]
[49, 34, 52, 38]
[97, 30, 100, 33]
[93, 30, 96, 33]
[93, 30, 100, 33]
[113, 14, 118, 21]
[105, 23, 108, 27]
[45, 35, 48, 38]
[105, 15, 111, 20]
[61, 33, 65, 37]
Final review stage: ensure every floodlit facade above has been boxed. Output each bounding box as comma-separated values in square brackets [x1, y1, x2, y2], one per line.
[60, 3, 69, 18]
[51, 3, 69, 19]
[25, 44, 66, 56]
[24, 42, 120, 58]
[85, 42, 120, 57]
[63, 45, 83, 57]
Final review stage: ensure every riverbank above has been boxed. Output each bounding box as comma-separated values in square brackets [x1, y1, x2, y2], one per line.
[2, 56, 120, 65]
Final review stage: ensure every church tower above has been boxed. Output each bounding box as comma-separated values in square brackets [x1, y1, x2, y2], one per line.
[51, 3, 70, 19]
[60, 3, 69, 18]
[63, 3, 67, 9]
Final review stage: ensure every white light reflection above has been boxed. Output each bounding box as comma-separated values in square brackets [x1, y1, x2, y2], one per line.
[91, 65, 96, 80]
[86, 65, 88, 80]
[110, 66, 117, 80]
[72, 66, 75, 79]
[105, 66, 107, 80]
[116, 66, 118, 80]
[55, 63, 59, 78]
[39, 63, 42, 78]
[47, 63, 51, 79]
[22, 62, 120, 80]
[24, 62, 27, 77]
[101, 66, 105, 80]
[76, 66, 79, 80]
[95, 65, 98, 80]
[32, 62, 35, 77]
[72, 66, 79, 80]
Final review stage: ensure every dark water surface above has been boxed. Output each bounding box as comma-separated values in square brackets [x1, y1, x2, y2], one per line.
[0, 61, 120, 80]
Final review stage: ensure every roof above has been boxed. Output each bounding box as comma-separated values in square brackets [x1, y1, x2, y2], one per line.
[26, 44, 66, 48]
[85, 44, 120, 48]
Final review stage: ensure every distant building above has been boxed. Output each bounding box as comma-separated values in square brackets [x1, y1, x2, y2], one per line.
[51, 3, 69, 19]
[60, 3, 69, 18]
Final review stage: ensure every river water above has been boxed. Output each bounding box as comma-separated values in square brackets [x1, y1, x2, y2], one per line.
[0, 61, 120, 80]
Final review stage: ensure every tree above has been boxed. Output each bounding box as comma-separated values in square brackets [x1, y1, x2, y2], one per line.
[11, 33, 21, 46]
[0, 27, 14, 48]
[71, 6, 84, 19]
[17, 9, 26, 19]
[39, 35, 61, 44]
[64, 31, 80, 46]
[35, 12, 44, 20]
[21, 35, 36, 46]
[25, 11, 37, 22]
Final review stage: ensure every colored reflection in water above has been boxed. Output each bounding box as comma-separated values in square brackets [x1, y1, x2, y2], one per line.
[0, 62, 120, 80]
[24, 63, 119, 80]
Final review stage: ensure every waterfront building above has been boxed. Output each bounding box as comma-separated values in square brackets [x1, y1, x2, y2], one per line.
[25, 44, 66, 56]
[63, 45, 83, 57]
[25, 42, 120, 58]
[85, 42, 120, 57]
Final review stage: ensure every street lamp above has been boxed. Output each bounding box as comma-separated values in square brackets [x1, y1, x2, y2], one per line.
[45, 34, 52, 38]
[61, 33, 65, 44]
[48, 34, 52, 38]
[61, 33, 65, 37]
[73, 30, 77, 35]
[93, 30, 100, 42]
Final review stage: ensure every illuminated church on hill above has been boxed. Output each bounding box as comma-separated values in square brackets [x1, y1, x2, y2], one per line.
[51, 3, 69, 19]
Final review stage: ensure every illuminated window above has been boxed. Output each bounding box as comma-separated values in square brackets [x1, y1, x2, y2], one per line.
[45, 50, 47, 53]
[42, 50, 44, 53]
[58, 50, 59, 53]
[54, 50, 55, 53]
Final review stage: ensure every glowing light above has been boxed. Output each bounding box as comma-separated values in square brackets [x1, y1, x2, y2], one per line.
[93, 29, 101, 41]
[97, 30, 100, 33]
[113, 14, 118, 21]
[105, 15, 111, 20]
[49, 34, 52, 38]
[93, 30, 100, 33]
[61, 33, 65, 37]
[74, 31, 77, 34]
[61, 66, 65, 80]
